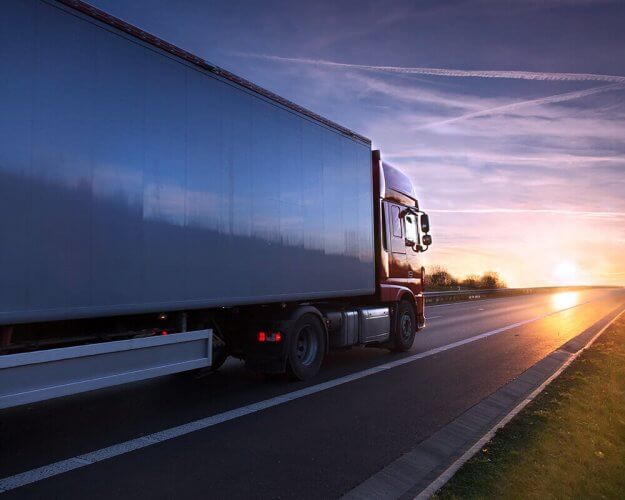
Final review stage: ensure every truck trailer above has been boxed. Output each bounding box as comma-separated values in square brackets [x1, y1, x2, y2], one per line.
[0, 0, 432, 408]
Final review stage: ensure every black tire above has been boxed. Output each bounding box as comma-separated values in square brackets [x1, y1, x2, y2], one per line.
[287, 313, 326, 381]
[391, 299, 416, 352]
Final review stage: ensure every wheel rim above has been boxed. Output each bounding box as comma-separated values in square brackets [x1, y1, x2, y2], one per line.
[295, 325, 318, 366]
[400, 313, 413, 342]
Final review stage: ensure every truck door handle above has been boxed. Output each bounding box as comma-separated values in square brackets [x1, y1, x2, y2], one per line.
[408, 271, 413, 278]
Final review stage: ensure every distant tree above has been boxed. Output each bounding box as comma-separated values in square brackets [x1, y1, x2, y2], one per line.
[427, 267, 506, 290]
[462, 274, 480, 289]
[479, 271, 506, 289]
[428, 265, 454, 288]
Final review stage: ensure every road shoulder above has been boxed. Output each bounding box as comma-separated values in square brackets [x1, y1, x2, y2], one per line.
[432, 310, 625, 499]
[343, 303, 625, 500]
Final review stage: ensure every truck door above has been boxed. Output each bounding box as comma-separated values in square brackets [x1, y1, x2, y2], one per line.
[404, 212, 421, 283]
[386, 203, 408, 278]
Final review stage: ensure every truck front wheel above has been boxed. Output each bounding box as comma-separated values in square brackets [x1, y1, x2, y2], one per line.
[391, 299, 416, 352]
[287, 313, 326, 380]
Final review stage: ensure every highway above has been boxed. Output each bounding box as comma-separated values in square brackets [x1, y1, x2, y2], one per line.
[1, 288, 625, 498]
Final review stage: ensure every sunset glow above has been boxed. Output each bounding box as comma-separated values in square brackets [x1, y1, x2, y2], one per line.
[553, 261, 579, 286]
[551, 291, 579, 311]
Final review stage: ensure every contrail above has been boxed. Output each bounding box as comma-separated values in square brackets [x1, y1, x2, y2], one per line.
[428, 208, 625, 218]
[246, 54, 625, 84]
[424, 83, 625, 127]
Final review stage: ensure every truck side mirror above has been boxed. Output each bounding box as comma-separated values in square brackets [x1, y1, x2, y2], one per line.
[420, 213, 430, 233]
[404, 213, 418, 247]
[422, 234, 432, 246]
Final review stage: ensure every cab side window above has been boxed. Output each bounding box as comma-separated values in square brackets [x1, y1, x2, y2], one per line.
[391, 205, 402, 238]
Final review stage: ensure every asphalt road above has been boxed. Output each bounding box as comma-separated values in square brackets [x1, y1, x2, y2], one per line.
[1, 288, 624, 499]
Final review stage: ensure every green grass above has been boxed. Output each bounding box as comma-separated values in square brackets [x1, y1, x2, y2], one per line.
[435, 314, 625, 499]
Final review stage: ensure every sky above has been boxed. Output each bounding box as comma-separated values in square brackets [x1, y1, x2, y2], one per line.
[91, 0, 625, 287]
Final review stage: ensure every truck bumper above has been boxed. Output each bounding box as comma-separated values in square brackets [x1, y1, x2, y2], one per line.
[0, 330, 212, 410]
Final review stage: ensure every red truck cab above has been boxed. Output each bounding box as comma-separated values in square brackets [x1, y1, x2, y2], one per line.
[373, 150, 431, 330]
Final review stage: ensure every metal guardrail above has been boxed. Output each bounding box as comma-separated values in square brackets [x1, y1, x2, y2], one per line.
[424, 286, 609, 304]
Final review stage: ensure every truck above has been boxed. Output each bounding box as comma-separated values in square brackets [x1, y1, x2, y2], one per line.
[0, 0, 432, 409]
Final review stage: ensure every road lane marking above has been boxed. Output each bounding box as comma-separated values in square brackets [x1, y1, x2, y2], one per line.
[428, 315, 442, 319]
[0, 295, 606, 493]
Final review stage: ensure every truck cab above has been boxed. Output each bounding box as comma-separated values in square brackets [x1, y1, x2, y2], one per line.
[373, 150, 431, 330]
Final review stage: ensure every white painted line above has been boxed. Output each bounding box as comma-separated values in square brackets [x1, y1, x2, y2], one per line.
[415, 306, 625, 499]
[0, 297, 600, 493]
[427, 315, 442, 319]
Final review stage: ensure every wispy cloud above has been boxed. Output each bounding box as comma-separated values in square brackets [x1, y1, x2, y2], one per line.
[423, 84, 625, 127]
[385, 150, 625, 166]
[346, 72, 486, 112]
[242, 54, 625, 84]
[428, 208, 625, 219]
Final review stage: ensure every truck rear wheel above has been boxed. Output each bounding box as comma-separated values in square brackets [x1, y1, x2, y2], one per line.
[287, 313, 326, 381]
[391, 299, 416, 352]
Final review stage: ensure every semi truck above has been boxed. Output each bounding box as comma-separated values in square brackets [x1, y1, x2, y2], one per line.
[0, 0, 432, 408]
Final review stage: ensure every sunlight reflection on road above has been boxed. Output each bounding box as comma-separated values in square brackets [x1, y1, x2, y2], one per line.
[551, 291, 580, 311]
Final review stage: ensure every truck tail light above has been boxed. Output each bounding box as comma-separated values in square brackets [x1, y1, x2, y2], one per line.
[257, 331, 282, 343]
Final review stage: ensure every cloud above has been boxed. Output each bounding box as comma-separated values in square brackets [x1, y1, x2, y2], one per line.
[240, 54, 625, 130]
[428, 208, 625, 219]
[385, 150, 625, 166]
[241, 54, 625, 84]
[345, 72, 487, 112]
[423, 84, 625, 127]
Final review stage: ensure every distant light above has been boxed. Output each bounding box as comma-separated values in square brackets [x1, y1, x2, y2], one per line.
[258, 331, 267, 342]
[551, 291, 579, 311]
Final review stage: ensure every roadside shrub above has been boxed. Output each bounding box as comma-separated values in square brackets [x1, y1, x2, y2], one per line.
[426, 267, 507, 290]
[479, 271, 506, 289]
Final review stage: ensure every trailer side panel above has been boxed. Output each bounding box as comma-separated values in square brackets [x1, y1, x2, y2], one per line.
[0, 0, 375, 324]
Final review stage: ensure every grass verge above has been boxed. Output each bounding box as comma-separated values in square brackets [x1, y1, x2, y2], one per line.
[434, 313, 625, 499]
